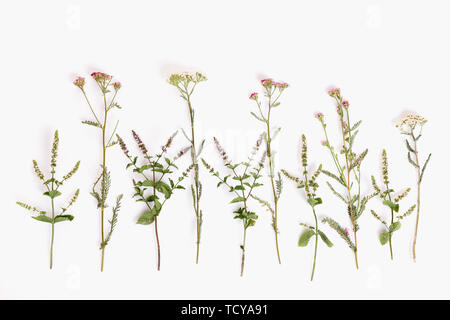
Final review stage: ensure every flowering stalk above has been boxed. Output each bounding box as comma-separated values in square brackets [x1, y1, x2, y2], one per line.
[370, 150, 416, 260]
[316, 88, 376, 269]
[74, 72, 123, 271]
[17, 130, 80, 269]
[249, 78, 288, 264]
[201, 135, 265, 276]
[117, 132, 191, 270]
[168, 72, 207, 264]
[282, 135, 333, 281]
[396, 113, 431, 261]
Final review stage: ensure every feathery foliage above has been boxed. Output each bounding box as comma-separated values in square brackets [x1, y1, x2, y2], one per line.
[249, 78, 288, 264]
[395, 113, 431, 261]
[16, 130, 80, 269]
[117, 132, 192, 270]
[168, 71, 207, 264]
[74, 71, 123, 271]
[315, 88, 376, 269]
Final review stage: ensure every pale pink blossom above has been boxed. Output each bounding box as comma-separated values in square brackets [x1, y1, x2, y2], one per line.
[249, 92, 258, 100]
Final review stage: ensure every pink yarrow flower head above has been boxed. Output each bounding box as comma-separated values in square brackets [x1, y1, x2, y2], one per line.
[91, 72, 113, 82]
[261, 78, 274, 88]
[73, 76, 85, 89]
[342, 100, 349, 108]
[249, 92, 258, 100]
[112, 82, 122, 91]
[344, 228, 349, 236]
[321, 140, 328, 147]
[274, 81, 289, 89]
[315, 112, 324, 120]
[327, 87, 341, 98]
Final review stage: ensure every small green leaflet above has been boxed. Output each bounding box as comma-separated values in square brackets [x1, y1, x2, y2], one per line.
[43, 190, 62, 199]
[230, 196, 245, 204]
[137, 211, 155, 225]
[307, 197, 322, 207]
[389, 221, 401, 232]
[382, 200, 399, 212]
[318, 230, 333, 247]
[54, 215, 74, 223]
[298, 229, 315, 247]
[380, 231, 390, 245]
[32, 215, 54, 223]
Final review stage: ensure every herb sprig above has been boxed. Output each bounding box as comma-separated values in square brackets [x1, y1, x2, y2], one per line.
[249, 78, 288, 264]
[396, 113, 431, 261]
[74, 72, 123, 271]
[316, 88, 376, 269]
[282, 134, 333, 281]
[17, 130, 80, 269]
[370, 150, 416, 259]
[202, 135, 265, 276]
[168, 72, 207, 264]
[117, 132, 192, 270]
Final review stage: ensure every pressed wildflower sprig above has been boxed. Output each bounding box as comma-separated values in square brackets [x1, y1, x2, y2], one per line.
[396, 113, 431, 261]
[17, 130, 80, 269]
[282, 134, 333, 281]
[202, 135, 265, 276]
[316, 88, 376, 269]
[168, 72, 207, 264]
[74, 72, 123, 271]
[249, 78, 288, 264]
[370, 150, 416, 260]
[117, 132, 192, 270]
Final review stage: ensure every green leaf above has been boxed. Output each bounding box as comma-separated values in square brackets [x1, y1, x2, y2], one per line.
[43, 190, 62, 199]
[389, 221, 401, 232]
[307, 197, 322, 207]
[54, 215, 74, 223]
[250, 112, 265, 122]
[298, 229, 316, 247]
[407, 152, 419, 168]
[382, 200, 399, 212]
[405, 139, 414, 152]
[420, 153, 431, 183]
[379, 231, 390, 245]
[318, 230, 333, 247]
[32, 215, 53, 223]
[230, 196, 245, 204]
[137, 211, 155, 225]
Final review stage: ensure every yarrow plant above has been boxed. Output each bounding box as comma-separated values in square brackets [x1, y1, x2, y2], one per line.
[370, 149, 416, 260]
[316, 88, 376, 269]
[282, 135, 333, 281]
[117, 131, 192, 270]
[202, 135, 265, 276]
[74, 72, 123, 271]
[17, 130, 80, 269]
[168, 72, 207, 264]
[249, 78, 288, 264]
[396, 113, 431, 261]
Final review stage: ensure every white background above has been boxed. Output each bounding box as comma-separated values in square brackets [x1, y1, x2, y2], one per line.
[0, 0, 447, 299]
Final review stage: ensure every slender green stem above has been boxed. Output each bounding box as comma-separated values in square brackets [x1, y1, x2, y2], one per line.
[412, 133, 421, 262]
[311, 207, 319, 281]
[50, 198, 55, 270]
[240, 226, 247, 277]
[100, 93, 108, 272]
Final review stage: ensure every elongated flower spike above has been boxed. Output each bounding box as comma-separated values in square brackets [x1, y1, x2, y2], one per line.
[395, 113, 431, 261]
[168, 71, 207, 264]
[16, 130, 80, 269]
[282, 134, 334, 281]
[370, 149, 416, 260]
[249, 77, 288, 264]
[74, 71, 123, 271]
[202, 135, 266, 276]
[117, 132, 191, 270]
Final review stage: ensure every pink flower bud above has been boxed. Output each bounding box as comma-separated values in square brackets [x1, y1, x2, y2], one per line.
[249, 92, 258, 100]
[327, 88, 341, 97]
[261, 78, 274, 87]
[113, 82, 122, 90]
[314, 112, 324, 120]
[73, 76, 85, 89]
[342, 100, 349, 107]
[344, 228, 349, 236]
[91, 72, 112, 81]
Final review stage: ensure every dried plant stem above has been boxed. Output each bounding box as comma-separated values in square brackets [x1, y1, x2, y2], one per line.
[412, 135, 421, 262]
[187, 96, 202, 264]
[310, 208, 319, 281]
[266, 100, 281, 264]
[240, 226, 247, 277]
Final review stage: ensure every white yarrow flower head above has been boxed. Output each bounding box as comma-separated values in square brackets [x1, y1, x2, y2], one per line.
[395, 113, 427, 134]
